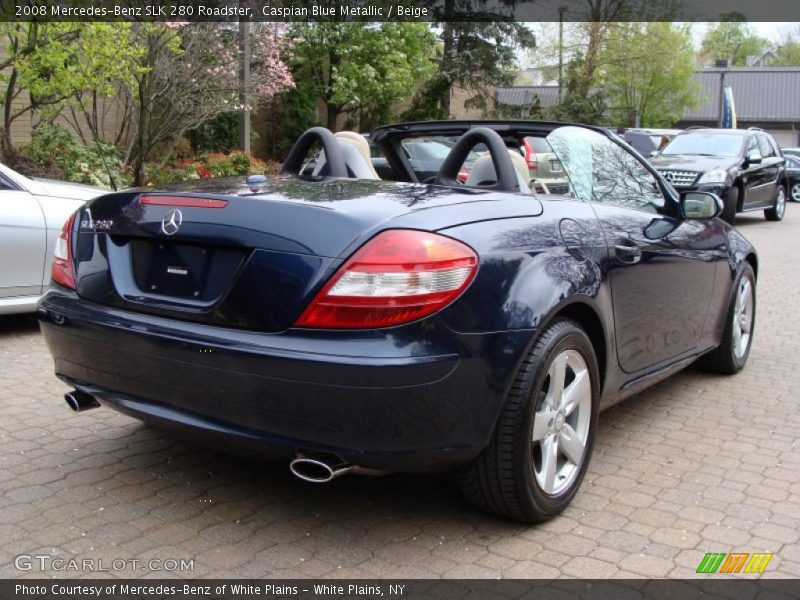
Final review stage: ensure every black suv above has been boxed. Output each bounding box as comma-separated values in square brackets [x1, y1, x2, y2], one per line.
[650, 128, 787, 224]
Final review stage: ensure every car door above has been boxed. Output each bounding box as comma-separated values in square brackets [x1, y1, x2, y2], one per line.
[0, 177, 47, 298]
[742, 135, 768, 208]
[756, 134, 782, 203]
[548, 126, 723, 373]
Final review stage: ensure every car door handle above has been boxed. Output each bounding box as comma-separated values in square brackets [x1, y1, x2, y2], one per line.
[614, 243, 642, 264]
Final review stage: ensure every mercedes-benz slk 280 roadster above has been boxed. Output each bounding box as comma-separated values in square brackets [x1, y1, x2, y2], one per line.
[39, 122, 757, 522]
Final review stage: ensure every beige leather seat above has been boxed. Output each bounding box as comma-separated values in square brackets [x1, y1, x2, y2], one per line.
[311, 131, 381, 179]
[465, 149, 532, 193]
[335, 131, 381, 179]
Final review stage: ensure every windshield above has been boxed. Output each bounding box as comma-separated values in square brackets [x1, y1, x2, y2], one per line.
[402, 140, 452, 161]
[660, 132, 743, 157]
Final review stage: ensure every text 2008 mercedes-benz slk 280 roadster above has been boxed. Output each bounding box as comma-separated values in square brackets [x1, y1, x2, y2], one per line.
[38, 121, 757, 522]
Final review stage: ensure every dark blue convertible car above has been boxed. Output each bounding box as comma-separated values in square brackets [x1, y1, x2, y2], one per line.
[39, 121, 757, 522]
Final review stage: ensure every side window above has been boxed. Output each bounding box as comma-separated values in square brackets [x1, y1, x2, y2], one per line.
[0, 174, 15, 191]
[768, 136, 781, 157]
[547, 126, 666, 214]
[757, 135, 774, 158]
[746, 136, 761, 160]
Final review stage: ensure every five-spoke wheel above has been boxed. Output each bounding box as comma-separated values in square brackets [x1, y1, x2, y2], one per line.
[457, 318, 599, 523]
[532, 349, 591, 495]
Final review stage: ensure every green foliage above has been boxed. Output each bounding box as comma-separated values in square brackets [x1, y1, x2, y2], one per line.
[145, 152, 271, 187]
[601, 23, 699, 128]
[289, 23, 436, 129]
[186, 113, 241, 153]
[22, 124, 129, 189]
[770, 29, 800, 66]
[548, 91, 607, 125]
[406, 20, 535, 117]
[401, 77, 449, 121]
[0, 23, 143, 142]
[275, 77, 321, 156]
[701, 18, 770, 66]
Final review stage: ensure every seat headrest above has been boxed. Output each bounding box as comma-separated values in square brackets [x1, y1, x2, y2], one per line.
[465, 149, 531, 193]
[311, 131, 381, 180]
[335, 131, 381, 180]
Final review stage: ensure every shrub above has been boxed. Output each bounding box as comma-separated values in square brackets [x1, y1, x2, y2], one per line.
[22, 124, 131, 189]
[142, 152, 270, 187]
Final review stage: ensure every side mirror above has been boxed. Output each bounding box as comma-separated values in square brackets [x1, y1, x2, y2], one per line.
[745, 154, 762, 166]
[681, 191, 723, 219]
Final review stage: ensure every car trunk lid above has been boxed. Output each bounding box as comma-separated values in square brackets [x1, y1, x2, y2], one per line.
[73, 177, 542, 331]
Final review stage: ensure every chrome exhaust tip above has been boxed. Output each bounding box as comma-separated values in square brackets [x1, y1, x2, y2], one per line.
[289, 457, 354, 483]
[64, 390, 101, 412]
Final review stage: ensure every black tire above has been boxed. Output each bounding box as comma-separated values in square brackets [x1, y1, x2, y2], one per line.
[721, 185, 738, 225]
[699, 263, 756, 375]
[456, 318, 600, 523]
[764, 185, 786, 221]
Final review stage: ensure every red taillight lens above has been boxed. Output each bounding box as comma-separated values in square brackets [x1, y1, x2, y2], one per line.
[51, 210, 78, 290]
[527, 159, 538, 174]
[295, 230, 478, 329]
[457, 168, 470, 183]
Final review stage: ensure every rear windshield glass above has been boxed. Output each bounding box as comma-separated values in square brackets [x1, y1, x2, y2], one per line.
[527, 137, 553, 153]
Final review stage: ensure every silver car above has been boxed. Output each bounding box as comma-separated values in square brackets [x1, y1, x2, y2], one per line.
[0, 162, 101, 314]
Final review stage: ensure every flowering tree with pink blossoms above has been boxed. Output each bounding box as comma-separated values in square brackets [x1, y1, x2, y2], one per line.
[126, 22, 293, 186]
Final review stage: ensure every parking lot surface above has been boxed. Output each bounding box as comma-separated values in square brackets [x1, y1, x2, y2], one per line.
[1, 208, 799, 579]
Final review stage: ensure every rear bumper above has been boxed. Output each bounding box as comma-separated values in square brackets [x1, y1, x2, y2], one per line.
[38, 290, 534, 472]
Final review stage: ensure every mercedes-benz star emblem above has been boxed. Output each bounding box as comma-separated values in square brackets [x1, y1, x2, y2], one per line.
[160, 209, 183, 236]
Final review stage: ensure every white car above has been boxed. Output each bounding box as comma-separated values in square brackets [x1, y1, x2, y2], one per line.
[0, 162, 102, 314]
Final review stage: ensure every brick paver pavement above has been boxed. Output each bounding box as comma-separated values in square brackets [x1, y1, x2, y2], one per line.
[1, 207, 799, 579]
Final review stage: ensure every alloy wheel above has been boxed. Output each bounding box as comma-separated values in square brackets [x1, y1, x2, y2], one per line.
[775, 187, 786, 218]
[791, 183, 800, 203]
[732, 277, 754, 360]
[532, 349, 592, 495]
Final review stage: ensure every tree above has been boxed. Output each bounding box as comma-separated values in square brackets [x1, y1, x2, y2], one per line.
[0, 23, 141, 153]
[125, 23, 293, 185]
[289, 23, 435, 131]
[601, 23, 699, 127]
[405, 17, 535, 119]
[770, 28, 800, 66]
[547, 59, 607, 124]
[701, 18, 770, 66]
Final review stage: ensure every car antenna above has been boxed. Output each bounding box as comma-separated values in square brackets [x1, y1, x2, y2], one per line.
[95, 138, 118, 191]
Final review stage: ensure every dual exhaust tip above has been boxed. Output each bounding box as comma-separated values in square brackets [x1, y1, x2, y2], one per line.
[62, 391, 383, 484]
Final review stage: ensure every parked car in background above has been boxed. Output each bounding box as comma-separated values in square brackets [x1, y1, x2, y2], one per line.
[785, 155, 800, 202]
[781, 147, 800, 158]
[523, 136, 570, 194]
[650, 128, 787, 225]
[40, 120, 757, 523]
[624, 128, 682, 157]
[0, 162, 100, 314]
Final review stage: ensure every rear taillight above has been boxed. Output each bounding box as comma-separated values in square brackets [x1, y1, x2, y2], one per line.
[527, 159, 538, 174]
[295, 229, 478, 329]
[51, 210, 78, 290]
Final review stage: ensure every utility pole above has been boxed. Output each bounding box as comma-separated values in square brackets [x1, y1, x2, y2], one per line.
[557, 10, 564, 102]
[239, 19, 251, 154]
